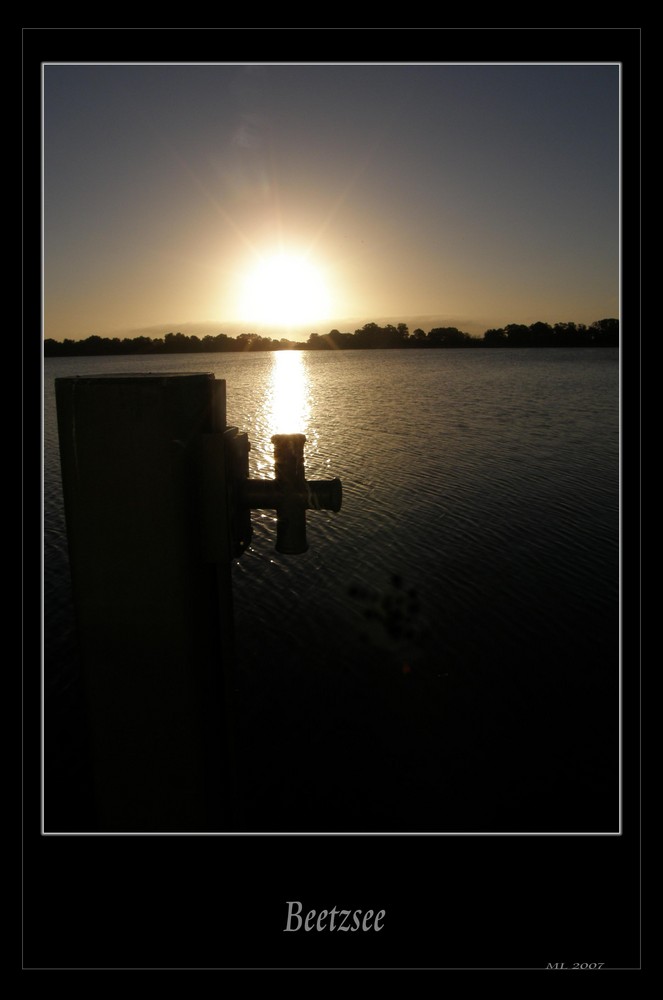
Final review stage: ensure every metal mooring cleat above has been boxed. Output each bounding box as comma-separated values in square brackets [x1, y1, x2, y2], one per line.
[239, 433, 342, 554]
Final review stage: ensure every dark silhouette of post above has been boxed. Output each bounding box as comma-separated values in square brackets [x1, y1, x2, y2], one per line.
[55, 373, 233, 832]
[55, 372, 342, 833]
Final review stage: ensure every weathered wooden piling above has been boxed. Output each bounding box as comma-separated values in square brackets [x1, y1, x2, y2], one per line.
[55, 371, 342, 833]
[55, 373, 233, 832]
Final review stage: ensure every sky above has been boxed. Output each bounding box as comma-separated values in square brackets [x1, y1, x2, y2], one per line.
[43, 63, 620, 342]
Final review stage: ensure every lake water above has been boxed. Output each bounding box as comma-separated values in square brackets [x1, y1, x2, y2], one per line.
[44, 348, 620, 833]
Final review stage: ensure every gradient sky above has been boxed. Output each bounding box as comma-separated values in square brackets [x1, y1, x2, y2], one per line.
[43, 63, 620, 341]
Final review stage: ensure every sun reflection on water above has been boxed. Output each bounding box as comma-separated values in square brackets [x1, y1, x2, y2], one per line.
[268, 350, 311, 436]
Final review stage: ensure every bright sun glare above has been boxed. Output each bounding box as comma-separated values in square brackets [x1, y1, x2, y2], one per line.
[237, 251, 332, 328]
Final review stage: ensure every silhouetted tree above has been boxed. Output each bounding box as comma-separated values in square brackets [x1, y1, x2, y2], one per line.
[43, 316, 619, 356]
[484, 327, 507, 346]
[427, 327, 471, 347]
[528, 321, 553, 346]
[164, 332, 190, 353]
[504, 324, 530, 347]
[590, 318, 619, 346]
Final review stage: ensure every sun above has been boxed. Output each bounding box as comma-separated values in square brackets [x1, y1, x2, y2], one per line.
[236, 251, 332, 328]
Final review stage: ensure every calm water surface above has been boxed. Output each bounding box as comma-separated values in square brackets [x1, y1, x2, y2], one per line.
[44, 349, 619, 832]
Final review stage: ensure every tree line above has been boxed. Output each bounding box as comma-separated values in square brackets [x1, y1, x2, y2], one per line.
[44, 318, 618, 357]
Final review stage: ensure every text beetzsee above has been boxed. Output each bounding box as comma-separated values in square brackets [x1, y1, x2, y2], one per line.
[283, 901, 385, 932]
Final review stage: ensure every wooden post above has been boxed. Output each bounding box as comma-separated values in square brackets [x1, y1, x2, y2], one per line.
[55, 373, 234, 832]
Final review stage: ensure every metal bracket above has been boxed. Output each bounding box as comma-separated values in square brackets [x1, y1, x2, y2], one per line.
[199, 429, 342, 558]
[241, 434, 342, 554]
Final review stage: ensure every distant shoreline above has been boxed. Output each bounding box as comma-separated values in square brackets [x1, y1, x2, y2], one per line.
[44, 319, 619, 357]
